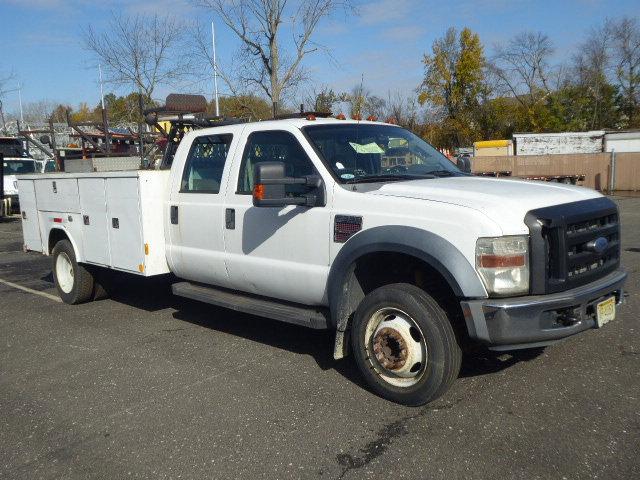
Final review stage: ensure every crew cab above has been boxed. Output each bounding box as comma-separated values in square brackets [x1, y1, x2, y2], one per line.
[17, 117, 626, 405]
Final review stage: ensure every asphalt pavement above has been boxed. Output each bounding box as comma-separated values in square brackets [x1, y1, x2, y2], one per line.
[1, 197, 639, 480]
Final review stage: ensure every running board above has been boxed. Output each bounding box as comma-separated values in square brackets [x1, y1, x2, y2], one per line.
[172, 282, 329, 330]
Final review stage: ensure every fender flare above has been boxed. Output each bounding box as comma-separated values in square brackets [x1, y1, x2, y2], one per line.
[48, 226, 83, 262]
[327, 226, 486, 357]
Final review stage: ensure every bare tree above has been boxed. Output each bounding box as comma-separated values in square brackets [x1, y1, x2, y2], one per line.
[490, 31, 555, 112]
[572, 23, 615, 128]
[0, 72, 16, 133]
[83, 13, 191, 100]
[608, 16, 640, 126]
[386, 91, 419, 129]
[0, 71, 15, 98]
[196, 0, 348, 115]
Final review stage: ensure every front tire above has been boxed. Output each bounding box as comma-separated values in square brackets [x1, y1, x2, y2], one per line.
[350, 283, 462, 406]
[52, 239, 94, 304]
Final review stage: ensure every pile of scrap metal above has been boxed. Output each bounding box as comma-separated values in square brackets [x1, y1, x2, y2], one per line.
[144, 94, 247, 169]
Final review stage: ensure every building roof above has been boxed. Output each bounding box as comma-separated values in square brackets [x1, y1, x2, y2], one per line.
[513, 131, 605, 138]
[604, 130, 640, 140]
[474, 140, 511, 148]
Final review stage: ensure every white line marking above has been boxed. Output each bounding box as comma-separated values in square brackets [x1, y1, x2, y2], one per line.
[0, 278, 62, 302]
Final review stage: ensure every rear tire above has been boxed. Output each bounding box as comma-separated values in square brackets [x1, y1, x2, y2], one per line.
[350, 283, 462, 406]
[52, 239, 94, 304]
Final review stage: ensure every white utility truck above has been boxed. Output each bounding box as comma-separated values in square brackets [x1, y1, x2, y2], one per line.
[17, 115, 626, 405]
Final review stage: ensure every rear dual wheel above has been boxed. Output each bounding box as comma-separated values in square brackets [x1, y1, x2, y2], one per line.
[351, 283, 462, 406]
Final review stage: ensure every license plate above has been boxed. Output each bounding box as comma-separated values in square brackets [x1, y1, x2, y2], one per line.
[596, 297, 616, 327]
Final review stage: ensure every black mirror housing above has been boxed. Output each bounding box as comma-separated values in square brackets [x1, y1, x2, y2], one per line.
[252, 161, 324, 208]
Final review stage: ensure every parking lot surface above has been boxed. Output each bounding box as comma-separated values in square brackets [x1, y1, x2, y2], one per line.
[1, 197, 639, 480]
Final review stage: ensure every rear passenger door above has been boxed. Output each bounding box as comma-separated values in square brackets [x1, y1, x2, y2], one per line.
[167, 131, 238, 287]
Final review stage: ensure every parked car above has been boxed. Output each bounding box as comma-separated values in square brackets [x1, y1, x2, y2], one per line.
[16, 117, 626, 405]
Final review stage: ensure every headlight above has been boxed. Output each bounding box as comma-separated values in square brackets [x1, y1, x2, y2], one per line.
[476, 235, 529, 296]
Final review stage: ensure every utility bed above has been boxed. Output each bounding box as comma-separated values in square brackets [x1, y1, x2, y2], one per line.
[17, 170, 170, 276]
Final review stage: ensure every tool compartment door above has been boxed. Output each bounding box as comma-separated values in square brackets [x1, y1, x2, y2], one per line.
[78, 178, 111, 266]
[106, 177, 144, 273]
[34, 177, 80, 213]
[17, 179, 43, 252]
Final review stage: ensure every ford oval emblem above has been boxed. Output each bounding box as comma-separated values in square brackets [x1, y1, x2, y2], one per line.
[587, 237, 609, 254]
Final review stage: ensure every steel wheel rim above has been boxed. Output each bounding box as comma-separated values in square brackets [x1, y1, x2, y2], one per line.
[56, 252, 74, 294]
[364, 307, 427, 388]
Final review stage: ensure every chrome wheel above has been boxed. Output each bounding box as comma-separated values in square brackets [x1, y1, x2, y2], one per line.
[364, 307, 427, 387]
[56, 252, 74, 294]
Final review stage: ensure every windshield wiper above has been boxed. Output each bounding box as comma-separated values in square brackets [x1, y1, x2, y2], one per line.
[424, 170, 460, 177]
[344, 174, 435, 184]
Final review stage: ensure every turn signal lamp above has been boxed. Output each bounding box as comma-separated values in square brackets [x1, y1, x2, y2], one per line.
[476, 236, 529, 296]
[253, 183, 265, 201]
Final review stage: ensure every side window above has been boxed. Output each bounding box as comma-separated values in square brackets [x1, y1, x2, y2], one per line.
[180, 134, 233, 193]
[237, 131, 315, 195]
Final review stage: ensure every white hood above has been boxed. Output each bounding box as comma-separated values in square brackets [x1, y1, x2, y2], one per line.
[368, 176, 602, 234]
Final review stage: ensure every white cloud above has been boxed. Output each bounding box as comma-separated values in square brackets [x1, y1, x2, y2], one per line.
[357, 0, 417, 26]
[381, 24, 425, 41]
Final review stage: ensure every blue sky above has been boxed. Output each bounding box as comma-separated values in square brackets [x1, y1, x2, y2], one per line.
[0, 0, 638, 114]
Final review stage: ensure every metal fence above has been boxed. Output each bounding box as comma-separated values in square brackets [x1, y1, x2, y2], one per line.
[471, 152, 640, 192]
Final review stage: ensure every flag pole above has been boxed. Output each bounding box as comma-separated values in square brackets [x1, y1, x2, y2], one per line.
[211, 21, 220, 117]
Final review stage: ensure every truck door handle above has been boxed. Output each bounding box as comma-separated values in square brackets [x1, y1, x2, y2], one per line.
[225, 208, 235, 229]
[170, 205, 179, 224]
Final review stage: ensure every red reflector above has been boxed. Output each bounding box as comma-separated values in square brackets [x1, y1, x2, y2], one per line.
[334, 215, 362, 243]
[479, 254, 525, 268]
[53, 217, 63, 223]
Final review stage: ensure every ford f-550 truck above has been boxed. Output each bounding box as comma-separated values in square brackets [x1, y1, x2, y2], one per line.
[17, 116, 626, 405]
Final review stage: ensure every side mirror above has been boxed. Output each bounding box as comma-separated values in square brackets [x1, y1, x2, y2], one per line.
[252, 161, 324, 208]
[40, 135, 51, 146]
[456, 156, 472, 174]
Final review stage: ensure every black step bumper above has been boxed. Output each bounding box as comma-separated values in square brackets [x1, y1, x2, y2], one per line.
[460, 270, 627, 350]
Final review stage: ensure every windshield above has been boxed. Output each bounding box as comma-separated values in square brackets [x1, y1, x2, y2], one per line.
[3, 159, 37, 174]
[303, 124, 460, 183]
[0, 139, 28, 158]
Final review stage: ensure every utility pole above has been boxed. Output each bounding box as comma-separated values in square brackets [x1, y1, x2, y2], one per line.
[98, 64, 106, 110]
[98, 65, 110, 154]
[17, 83, 24, 125]
[211, 21, 220, 117]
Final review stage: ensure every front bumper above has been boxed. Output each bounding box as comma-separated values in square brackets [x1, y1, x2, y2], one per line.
[461, 269, 627, 350]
